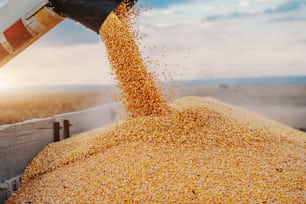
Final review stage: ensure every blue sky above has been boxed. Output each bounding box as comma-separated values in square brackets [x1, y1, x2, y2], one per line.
[0, 0, 305, 89]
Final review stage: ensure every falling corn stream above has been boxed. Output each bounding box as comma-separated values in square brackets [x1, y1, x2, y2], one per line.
[99, 4, 171, 118]
[5, 2, 305, 204]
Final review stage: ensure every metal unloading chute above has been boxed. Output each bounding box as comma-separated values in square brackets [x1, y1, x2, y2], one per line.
[49, 0, 137, 32]
[0, 0, 137, 68]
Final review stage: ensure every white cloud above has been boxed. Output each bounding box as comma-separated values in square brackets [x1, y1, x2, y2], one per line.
[256, 0, 279, 2]
[238, 1, 250, 8]
[1, 0, 305, 88]
[0, 0, 8, 7]
[0, 43, 115, 87]
[137, 1, 306, 80]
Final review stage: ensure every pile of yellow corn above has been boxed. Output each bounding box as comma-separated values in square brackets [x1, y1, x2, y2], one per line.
[5, 3, 305, 203]
[6, 97, 305, 203]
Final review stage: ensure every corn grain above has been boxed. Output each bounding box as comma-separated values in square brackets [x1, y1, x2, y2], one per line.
[5, 3, 305, 204]
[6, 97, 305, 203]
[99, 5, 171, 118]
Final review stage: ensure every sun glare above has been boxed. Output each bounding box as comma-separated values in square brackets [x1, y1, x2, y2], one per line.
[0, 78, 13, 92]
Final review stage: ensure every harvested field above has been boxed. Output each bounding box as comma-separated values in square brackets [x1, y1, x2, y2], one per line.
[6, 97, 305, 203]
[0, 92, 112, 126]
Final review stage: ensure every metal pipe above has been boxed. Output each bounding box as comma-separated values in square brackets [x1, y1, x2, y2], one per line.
[0, 0, 137, 68]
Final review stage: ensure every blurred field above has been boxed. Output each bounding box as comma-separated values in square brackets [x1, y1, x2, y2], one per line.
[175, 84, 306, 131]
[1, 84, 306, 130]
[0, 91, 113, 126]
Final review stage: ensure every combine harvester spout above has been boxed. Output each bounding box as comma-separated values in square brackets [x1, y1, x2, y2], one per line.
[0, 0, 137, 68]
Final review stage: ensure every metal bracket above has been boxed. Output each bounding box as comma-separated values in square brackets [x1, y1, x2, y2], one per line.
[63, 120, 72, 139]
[54, 120, 72, 142]
[53, 122, 60, 142]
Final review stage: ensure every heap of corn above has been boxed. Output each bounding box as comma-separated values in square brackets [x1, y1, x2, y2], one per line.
[6, 3, 305, 204]
[6, 97, 305, 203]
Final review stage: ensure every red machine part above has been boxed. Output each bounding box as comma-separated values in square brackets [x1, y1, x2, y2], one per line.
[4, 19, 33, 49]
[0, 7, 63, 67]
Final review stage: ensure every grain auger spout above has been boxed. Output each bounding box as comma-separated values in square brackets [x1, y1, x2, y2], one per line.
[0, 0, 137, 68]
